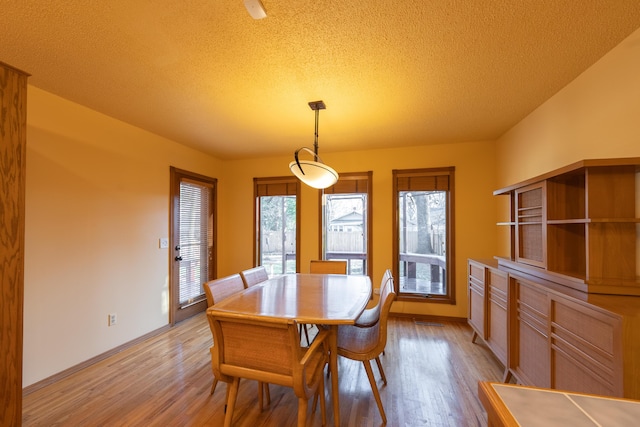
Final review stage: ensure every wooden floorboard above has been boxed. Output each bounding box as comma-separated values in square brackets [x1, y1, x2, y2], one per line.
[22, 313, 505, 426]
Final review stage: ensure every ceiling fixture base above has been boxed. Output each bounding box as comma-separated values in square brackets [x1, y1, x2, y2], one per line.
[244, 0, 267, 20]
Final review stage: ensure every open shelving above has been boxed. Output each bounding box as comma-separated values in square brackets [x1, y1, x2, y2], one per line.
[494, 158, 640, 296]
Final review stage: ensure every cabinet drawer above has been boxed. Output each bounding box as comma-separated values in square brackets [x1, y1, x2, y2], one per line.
[469, 262, 485, 281]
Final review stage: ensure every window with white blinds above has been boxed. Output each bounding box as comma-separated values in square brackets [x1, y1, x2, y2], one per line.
[178, 179, 213, 306]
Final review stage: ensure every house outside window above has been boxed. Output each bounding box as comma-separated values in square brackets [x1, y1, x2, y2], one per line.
[320, 172, 372, 277]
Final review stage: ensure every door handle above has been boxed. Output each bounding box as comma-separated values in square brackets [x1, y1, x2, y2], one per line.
[175, 256, 183, 261]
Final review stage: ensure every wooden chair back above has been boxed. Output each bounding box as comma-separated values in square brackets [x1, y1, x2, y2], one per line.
[207, 311, 330, 426]
[338, 276, 396, 360]
[373, 277, 396, 355]
[355, 269, 393, 327]
[309, 260, 347, 274]
[203, 274, 245, 308]
[240, 266, 269, 288]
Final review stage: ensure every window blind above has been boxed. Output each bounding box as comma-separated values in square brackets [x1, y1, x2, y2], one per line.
[178, 180, 212, 306]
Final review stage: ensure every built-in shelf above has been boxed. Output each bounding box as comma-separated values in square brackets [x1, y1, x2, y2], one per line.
[494, 158, 640, 296]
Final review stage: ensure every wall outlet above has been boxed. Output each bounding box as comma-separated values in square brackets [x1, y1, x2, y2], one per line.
[108, 313, 117, 326]
[159, 238, 169, 249]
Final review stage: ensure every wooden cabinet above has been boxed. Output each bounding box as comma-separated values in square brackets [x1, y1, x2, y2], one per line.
[468, 260, 486, 339]
[486, 267, 509, 369]
[508, 275, 550, 388]
[494, 158, 640, 296]
[469, 260, 640, 399]
[468, 259, 509, 377]
[469, 158, 640, 399]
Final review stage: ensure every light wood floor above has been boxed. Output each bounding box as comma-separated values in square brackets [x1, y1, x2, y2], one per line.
[22, 314, 505, 426]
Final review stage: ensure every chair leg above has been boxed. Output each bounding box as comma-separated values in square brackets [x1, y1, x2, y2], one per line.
[210, 377, 218, 395]
[363, 360, 387, 424]
[258, 381, 270, 410]
[264, 382, 271, 405]
[375, 356, 387, 385]
[224, 382, 231, 412]
[319, 374, 326, 426]
[297, 397, 309, 427]
[224, 378, 240, 427]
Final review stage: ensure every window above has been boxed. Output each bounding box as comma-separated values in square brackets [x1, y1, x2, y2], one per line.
[254, 177, 300, 275]
[392, 167, 455, 303]
[320, 172, 372, 276]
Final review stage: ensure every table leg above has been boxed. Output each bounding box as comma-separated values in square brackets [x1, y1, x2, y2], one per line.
[329, 325, 340, 427]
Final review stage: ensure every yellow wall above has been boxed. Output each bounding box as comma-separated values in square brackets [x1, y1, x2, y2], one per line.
[495, 27, 640, 258]
[219, 141, 499, 319]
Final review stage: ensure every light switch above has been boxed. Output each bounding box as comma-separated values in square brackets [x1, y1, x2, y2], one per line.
[159, 238, 169, 249]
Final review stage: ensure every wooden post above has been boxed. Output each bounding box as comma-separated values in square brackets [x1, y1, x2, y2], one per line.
[0, 61, 29, 427]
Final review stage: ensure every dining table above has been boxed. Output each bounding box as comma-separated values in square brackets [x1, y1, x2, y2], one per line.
[206, 273, 372, 427]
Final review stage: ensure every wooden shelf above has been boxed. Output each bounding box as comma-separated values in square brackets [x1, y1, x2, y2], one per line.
[495, 158, 640, 296]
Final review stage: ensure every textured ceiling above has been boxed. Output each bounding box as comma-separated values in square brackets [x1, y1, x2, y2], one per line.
[2, 1, 640, 159]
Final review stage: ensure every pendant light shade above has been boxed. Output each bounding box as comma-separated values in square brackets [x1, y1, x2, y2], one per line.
[289, 101, 338, 189]
[289, 147, 339, 189]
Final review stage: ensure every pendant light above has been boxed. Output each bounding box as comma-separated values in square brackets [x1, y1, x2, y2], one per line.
[289, 100, 339, 189]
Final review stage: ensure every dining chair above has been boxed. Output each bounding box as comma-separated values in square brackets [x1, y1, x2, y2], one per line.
[203, 274, 270, 408]
[207, 311, 330, 427]
[309, 259, 347, 274]
[306, 260, 347, 345]
[203, 274, 245, 309]
[240, 265, 269, 288]
[336, 275, 396, 424]
[354, 269, 393, 328]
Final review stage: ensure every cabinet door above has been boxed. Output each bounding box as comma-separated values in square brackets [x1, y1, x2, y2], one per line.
[515, 182, 546, 268]
[486, 268, 508, 366]
[468, 261, 486, 338]
[550, 295, 623, 397]
[509, 276, 550, 387]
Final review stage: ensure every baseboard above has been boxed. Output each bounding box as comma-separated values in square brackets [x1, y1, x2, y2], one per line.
[390, 311, 467, 323]
[22, 324, 172, 396]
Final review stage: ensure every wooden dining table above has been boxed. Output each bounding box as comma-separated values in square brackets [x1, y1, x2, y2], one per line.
[207, 273, 372, 427]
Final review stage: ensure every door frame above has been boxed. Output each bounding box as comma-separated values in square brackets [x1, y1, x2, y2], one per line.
[169, 167, 217, 325]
